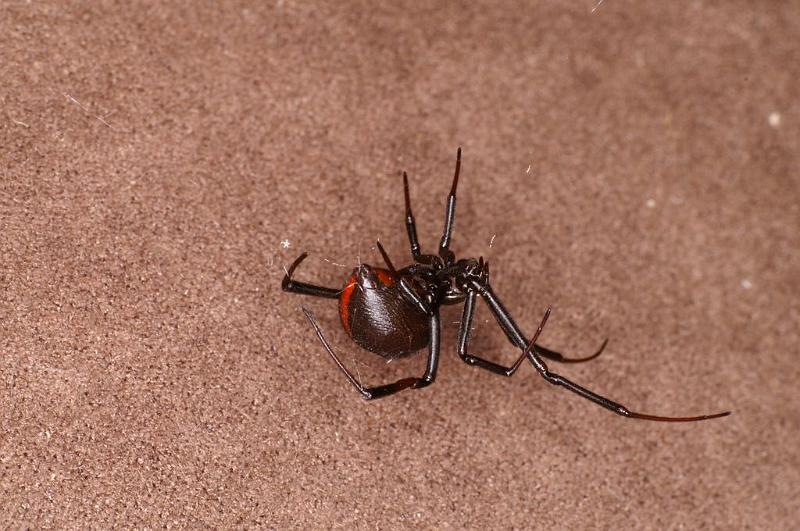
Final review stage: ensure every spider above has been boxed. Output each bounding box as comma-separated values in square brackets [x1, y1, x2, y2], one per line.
[282, 148, 730, 422]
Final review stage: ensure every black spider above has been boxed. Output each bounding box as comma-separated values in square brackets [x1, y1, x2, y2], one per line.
[282, 148, 730, 422]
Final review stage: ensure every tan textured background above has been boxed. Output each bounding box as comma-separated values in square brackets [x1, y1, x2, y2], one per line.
[2, 1, 798, 529]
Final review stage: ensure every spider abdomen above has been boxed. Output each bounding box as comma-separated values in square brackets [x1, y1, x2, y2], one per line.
[338, 265, 429, 358]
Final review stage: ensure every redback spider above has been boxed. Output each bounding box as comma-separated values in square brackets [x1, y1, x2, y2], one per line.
[282, 148, 731, 422]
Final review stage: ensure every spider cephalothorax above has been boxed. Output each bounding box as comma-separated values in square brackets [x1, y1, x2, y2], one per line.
[282, 148, 730, 421]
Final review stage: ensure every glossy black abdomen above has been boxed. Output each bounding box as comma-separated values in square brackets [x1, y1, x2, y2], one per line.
[339, 269, 430, 358]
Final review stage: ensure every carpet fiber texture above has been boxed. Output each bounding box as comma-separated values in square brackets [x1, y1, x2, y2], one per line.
[2, 2, 798, 528]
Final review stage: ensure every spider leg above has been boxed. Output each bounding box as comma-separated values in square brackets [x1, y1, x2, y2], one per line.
[438, 147, 461, 262]
[533, 339, 608, 363]
[301, 307, 440, 399]
[376, 241, 432, 315]
[281, 253, 341, 299]
[376, 240, 398, 272]
[402, 171, 422, 259]
[457, 291, 549, 376]
[462, 281, 730, 422]
[460, 285, 605, 363]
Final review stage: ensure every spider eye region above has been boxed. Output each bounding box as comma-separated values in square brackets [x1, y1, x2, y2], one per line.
[456, 258, 488, 288]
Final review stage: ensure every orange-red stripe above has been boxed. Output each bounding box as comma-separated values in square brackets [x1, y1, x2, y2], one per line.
[374, 268, 397, 286]
[338, 273, 358, 336]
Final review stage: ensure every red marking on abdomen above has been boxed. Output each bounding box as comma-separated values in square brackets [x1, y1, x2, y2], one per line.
[374, 268, 397, 286]
[338, 273, 358, 336]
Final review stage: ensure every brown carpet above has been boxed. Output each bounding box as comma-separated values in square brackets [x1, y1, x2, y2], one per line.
[2, 1, 798, 528]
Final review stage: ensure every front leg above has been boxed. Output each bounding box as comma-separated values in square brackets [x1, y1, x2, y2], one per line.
[477, 282, 607, 362]
[457, 290, 549, 376]
[457, 277, 605, 364]
[465, 281, 730, 422]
